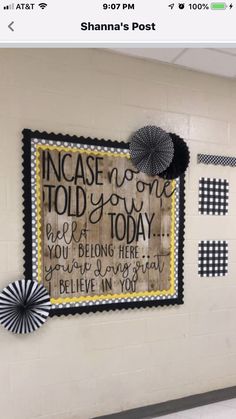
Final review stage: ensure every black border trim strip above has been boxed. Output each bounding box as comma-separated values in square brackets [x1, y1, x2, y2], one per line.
[22, 129, 185, 316]
[93, 386, 236, 418]
[22, 129, 33, 280]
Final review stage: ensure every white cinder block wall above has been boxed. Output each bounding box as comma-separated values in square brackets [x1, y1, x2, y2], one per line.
[1, 49, 236, 419]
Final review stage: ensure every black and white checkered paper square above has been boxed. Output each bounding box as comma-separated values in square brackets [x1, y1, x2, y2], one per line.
[198, 154, 236, 167]
[199, 178, 229, 215]
[198, 241, 228, 277]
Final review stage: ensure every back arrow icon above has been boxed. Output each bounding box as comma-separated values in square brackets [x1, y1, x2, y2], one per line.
[8, 21, 14, 31]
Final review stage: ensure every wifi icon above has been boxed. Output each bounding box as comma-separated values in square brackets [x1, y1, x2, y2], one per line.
[38, 2, 47, 9]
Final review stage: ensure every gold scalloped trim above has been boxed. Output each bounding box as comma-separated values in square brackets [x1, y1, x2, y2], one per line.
[36, 147, 42, 282]
[51, 287, 174, 304]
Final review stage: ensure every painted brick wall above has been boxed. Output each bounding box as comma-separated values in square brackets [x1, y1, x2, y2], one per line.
[1, 48, 236, 419]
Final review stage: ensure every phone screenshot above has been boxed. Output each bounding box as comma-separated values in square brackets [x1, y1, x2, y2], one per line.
[0, 3, 236, 419]
[0, 1, 235, 42]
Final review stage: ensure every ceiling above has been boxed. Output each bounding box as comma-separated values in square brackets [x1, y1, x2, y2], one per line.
[111, 48, 236, 78]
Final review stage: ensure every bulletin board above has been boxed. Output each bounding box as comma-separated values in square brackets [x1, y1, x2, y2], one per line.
[22, 130, 185, 315]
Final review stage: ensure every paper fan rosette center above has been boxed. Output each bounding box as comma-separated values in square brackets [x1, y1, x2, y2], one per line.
[129, 125, 174, 176]
[17, 303, 28, 315]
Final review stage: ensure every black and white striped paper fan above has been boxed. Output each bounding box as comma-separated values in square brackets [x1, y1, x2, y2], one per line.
[129, 126, 174, 176]
[0, 280, 51, 334]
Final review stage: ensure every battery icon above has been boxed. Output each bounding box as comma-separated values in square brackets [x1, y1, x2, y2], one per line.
[211, 2, 227, 9]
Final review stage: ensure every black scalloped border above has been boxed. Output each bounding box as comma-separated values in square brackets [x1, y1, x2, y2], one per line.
[22, 129, 33, 280]
[22, 129, 185, 316]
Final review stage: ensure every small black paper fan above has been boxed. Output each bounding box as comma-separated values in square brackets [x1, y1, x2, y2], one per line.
[159, 133, 190, 180]
[0, 280, 51, 334]
[129, 126, 174, 176]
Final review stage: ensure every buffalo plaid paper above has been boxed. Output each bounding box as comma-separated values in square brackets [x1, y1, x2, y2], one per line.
[199, 178, 229, 215]
[198, 241, 228, 277]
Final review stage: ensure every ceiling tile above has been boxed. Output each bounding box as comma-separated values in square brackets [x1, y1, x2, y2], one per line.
[175, 48, 236, 78]
[111, 48, 184, 63]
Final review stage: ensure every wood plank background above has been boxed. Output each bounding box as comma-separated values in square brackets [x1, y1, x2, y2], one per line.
[39, 147, 173, 300]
